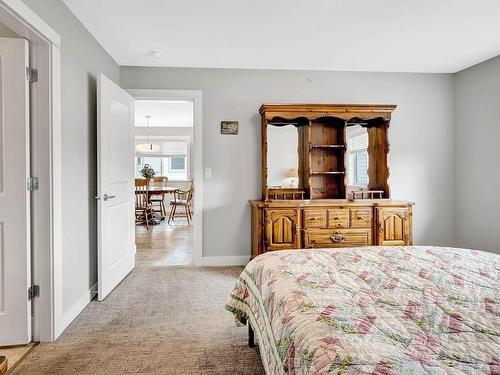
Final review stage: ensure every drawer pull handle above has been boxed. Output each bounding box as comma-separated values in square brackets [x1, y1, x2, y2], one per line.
[334, 216, 341, 220]
[357, 216, 365, 220]
[329, 234, 345, 243]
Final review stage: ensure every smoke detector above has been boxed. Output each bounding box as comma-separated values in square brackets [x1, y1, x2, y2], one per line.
[151, 51, 162, 60]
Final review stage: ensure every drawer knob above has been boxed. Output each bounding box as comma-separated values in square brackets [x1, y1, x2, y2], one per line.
[357, 216, 365, 220]
[334, 216, 341, 220]
[329, 234, 345, 243]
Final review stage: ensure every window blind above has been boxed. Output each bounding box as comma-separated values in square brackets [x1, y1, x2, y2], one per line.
[351, 133, 368, 151]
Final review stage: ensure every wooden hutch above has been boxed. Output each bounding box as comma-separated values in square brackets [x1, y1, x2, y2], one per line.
[250, 104, 413, 258]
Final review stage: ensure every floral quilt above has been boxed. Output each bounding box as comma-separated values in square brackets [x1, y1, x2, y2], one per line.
[226, 247, 500, 374]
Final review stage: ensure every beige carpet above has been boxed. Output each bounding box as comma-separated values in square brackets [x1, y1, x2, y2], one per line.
[13, 266, 264, 374]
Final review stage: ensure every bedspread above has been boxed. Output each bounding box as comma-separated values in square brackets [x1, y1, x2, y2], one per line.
[226, 247, 500, 374]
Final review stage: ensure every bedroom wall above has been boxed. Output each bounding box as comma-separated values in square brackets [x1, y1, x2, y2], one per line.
[454, 55, 500, 254]
[21, 0, 120, 321]
[121, 67, 456, 259]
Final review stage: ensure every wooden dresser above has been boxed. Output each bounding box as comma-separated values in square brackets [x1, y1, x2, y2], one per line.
[250, 199, 413, 258]
[250, 104, 414, 258]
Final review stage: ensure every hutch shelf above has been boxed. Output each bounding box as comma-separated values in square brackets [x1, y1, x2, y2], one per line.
[251, 104, 414, 258]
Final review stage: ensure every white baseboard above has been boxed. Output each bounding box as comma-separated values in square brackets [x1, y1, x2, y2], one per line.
[60, 282, 97, 331]
[201, 255, 250, 266]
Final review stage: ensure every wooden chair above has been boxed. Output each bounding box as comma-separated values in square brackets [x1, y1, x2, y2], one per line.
[150, 176, 168, 216]
[135, 178, 148, 187]
[168, 181, 194, 224]
[135, 184, 152, 229]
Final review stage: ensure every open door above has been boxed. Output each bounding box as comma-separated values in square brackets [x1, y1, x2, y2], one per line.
[0, 38, 31, 345]
[97, 74, 135, 301]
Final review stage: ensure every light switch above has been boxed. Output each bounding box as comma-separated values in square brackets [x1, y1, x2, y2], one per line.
[204, 168, 212, 178]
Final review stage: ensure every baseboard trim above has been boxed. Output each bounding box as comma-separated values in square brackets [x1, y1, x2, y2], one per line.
[60, 282, 97, 331]
[201, 256, 250, 266]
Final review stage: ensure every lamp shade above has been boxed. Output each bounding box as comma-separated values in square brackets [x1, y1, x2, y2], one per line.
[287, 168, 298, 178]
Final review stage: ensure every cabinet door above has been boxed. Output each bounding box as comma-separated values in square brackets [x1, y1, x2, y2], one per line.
[376, 207, 410, 246]
[265, 209, 299, 251]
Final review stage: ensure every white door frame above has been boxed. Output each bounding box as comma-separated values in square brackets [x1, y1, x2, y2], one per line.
[127, 89, 203, 266]
[0, 0, 62, 342]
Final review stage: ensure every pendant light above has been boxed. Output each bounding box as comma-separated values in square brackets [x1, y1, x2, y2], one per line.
[136, 115, 160, 153]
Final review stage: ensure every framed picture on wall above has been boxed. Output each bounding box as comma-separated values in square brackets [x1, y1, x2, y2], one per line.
[221, 121, 239, 135]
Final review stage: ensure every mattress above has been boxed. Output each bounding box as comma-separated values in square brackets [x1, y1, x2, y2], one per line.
[226, 247, 500, 374]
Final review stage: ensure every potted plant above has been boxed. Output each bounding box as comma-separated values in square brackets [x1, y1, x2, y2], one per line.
[140, 164, 155, 185]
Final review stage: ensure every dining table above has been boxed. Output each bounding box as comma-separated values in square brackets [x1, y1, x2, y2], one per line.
[147, 186, 179, 195]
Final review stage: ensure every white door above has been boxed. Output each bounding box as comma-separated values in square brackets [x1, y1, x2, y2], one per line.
[97, 74, 135, 301]
[0, 38, 31, 345]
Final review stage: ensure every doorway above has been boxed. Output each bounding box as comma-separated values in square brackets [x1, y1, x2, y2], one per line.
[128, 89, 203, 267]
[134, 99, 195, 266]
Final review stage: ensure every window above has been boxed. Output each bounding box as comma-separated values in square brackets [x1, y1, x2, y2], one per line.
[135, 139, 190, 181]
[170, 156, 186, 171]
[354, 152, 368, 185]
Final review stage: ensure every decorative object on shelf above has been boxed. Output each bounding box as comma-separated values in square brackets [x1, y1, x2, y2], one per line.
[286, 168, 298, 187]
[140, 164, 156, 179]
[348, 190, 356, 201]
[221, 121, 239, 135]
[136, 115, 161, 152]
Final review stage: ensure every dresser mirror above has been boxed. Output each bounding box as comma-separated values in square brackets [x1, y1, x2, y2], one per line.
[346, 124, 369, 190]
[266, 124, 299, 188]
[261, 105, 392, 200]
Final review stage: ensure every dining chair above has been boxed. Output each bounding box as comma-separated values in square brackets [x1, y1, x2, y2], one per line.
[150, 176, 168, 216]
[135, 184, 152, 229]
[168, 180, 194, 224]
[135, 178, 148, 187]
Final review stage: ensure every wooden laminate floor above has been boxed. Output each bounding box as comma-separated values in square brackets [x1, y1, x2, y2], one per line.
[135, 219, 194, 266]
[0, 342, 36, 374]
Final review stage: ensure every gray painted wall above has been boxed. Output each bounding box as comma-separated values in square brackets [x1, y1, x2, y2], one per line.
[22, 0, 120, 314]
[121, 67, 456, 258]
[454, 55, 500, 254]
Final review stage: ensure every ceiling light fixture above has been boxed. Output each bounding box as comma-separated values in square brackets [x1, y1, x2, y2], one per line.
[136, 115, 160, 153]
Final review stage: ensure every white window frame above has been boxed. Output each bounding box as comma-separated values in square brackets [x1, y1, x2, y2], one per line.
[134, 135, 191, 181]
[168, 155, 187, 172]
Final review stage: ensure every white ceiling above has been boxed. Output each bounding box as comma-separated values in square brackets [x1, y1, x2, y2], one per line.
[135, 100, 193, 127]
[63, 0, 500, 73]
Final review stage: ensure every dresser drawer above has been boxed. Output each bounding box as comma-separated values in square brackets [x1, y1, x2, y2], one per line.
[350, 208, 372, 228]
[328, 209, 349, 228]
[304, 229, 371, 248]
[303, 209, 327, 229]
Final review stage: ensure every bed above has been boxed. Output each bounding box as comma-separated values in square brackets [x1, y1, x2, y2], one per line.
[226, 246, 500, 374]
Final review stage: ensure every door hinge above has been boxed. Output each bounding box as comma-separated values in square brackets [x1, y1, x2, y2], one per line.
[26, 67, 38, 83]
[27, 177, 39, 191]
[28, 285, 40, 300]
